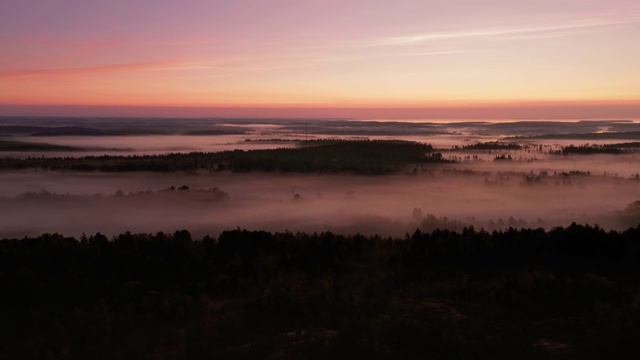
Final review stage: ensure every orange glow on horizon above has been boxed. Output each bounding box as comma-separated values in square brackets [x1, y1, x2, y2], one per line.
[2, 100, 638, 120]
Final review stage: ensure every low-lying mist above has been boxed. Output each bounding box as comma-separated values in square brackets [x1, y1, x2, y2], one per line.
[1, 166, 638, 239]
[2, 117, 640, 238]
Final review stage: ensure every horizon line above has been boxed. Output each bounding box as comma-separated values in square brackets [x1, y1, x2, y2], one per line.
[1, 101, 638, 120]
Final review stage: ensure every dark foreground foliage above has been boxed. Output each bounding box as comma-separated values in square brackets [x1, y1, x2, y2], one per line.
[0, 140, 447, 174]
[2, 224, 640, 359]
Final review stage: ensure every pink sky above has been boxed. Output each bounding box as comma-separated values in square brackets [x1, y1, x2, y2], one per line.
[1, 0, 639, 119]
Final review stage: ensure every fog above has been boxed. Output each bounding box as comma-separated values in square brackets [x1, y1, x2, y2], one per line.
[1, 135, 297, 158]
[1, 117, 639, 238]
[1, 166, 638, 239]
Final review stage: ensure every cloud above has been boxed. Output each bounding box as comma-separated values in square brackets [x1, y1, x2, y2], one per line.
[0, 61, 179, 78]
[371, 15, 640, 46]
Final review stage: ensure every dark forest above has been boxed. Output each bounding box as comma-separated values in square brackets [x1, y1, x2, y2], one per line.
[2, 225, 640, 359]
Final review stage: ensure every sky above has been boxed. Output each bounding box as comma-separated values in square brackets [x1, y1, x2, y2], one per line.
[1, 0, 639, 119]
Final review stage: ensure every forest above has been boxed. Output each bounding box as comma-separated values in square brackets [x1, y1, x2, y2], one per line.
[0, 140, 447, 174]
[0, 139, 82, 152]
[461, 142, 522, 150]
[2, 225, 640, 359]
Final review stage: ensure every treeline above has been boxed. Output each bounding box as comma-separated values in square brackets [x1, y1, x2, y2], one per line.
[0, 140, 448, 174]
[2, 224, 640, 359]
[0, 139, 82, 152]
[0, 125, 169, 136]
[494, 154, 513, 161]
[6, 186, 228, 202]
[225, 140, 445, 174]
[462, 142, 636, 155]
[560, 144, 624, 155]
[460, 141, 522, 150]
[604, 141, 640, 149]
[506, 131, 640, 140]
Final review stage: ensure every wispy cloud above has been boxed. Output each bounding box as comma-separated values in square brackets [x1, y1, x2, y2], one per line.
[389, 49, 475, 57]
[372, 15, 640, 46]
[0, 61, 179, 78]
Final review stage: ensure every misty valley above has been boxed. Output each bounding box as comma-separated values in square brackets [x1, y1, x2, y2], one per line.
[1, 117, 640, 238]
[2, 117, 640, 359]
